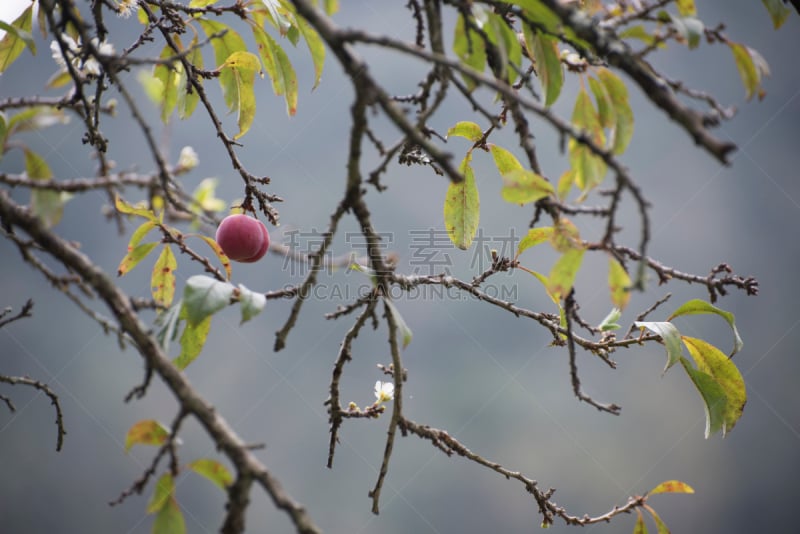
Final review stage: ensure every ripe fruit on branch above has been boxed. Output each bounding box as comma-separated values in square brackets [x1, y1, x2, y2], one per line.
[215, 214, 270, 263]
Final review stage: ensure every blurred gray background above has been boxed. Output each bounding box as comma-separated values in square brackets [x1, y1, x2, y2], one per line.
[1, 2, 798, 533]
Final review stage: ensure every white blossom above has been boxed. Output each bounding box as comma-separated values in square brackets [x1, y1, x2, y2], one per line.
[374, 381, 394, 404]
[50, 35, 114, 78]
[178, 146, 199, 170]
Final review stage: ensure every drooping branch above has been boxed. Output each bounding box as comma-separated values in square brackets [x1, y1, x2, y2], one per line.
[0, 189, 320, 534]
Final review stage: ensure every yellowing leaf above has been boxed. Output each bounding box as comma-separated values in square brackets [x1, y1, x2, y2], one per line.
[676, 0, 696, 16]
[649, 480, 695, 495]
[490, 144, 523, 174]
[128, 220, 158, 251]
[548, 248, 585, 301]
[644, 504, 670, 534]
[443, 154, 480, 250]
[521, 268, 559, 306]
[682, 336, 746, 435]
[501, 169, 554, 204]
[569, 88, 608, 189]
[608, 257, 631, 310]
[152, 246, 177, 307]
[633, 509, 649, 534]
[147, 473, 174, 514]
[729, 42, 761, 101]
[0, 6, 34, 73]
[516, 226, 554, 258]
[668, 298, 743, 356]
[761, 0, 792, 29]
[447, 121, 483, 142]
[196, 234, 232, 280]
[118, 242, 159, 277]
[550, 218, 581, 253]
[115, 195, 158, 221]
[125, 420, 170, 451]
[188, 458, 233, 490]
[221, 51, 260, 139]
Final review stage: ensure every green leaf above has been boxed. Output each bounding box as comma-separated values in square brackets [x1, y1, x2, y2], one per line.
[0, 6, 34, 74]
[221, 50, 261, 139]
[598, 307, 622, 331]
[548, 248, 585, 302]
[453, 13, 486, 90]
[118, 242, 159, 277]
[177, 36, 203, 120]
[147, 473, 174, 514]
[295, 15, 325, 89]
[153, 44, 180, 123]
[729, 42, 761, 100]
[238, 284, 266, 324]
[115, 195, 158, 221]
[569, 89, 607, 190]
[385, 299, 413, 349]
[634, 321, 684, 372]
[516, 226, 554, 258]
[668, 14, 703, 49]
[250, 23, 298, 116]
[188, 459, 233, 490]
[189, 0, 219, 6]
[556, 169, 574, 201]
[259, 0, 293, 35]
[680, 356, 727, 438]
[633, 509, 649, 534]
[443, 153, 480, 250]
[761, 0, 792, 29]
[7, 106, 68, 135]
[649, 480, 695, 495]
[608, 258, 631, 310]
[668, 298, 743, 356]
[447, 121, 483, 142]
[182, 275, 235, 325]
[597, 68, 634, 155]
[152, 497, 186, 534]
[588, 76, 615, 128]
[155, 300, 183, 353]
[197, 19, 248, 112]
[174, 313, 212, 370]
[152, 246, 178, 308]
[500, 169, 553, 204]
[485, 11, 522, 83]
[322, 0, 339, 15]
[682, 336, 746, 435]
[125, 420, 170, 451]
[25, 149, 70, 227]
[675, 0, 696, 16]
[523, 28, 562, 107]
[619, 25, 660, 47]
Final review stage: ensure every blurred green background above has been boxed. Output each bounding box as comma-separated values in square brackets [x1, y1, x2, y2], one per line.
[1, 2, 799, 533]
